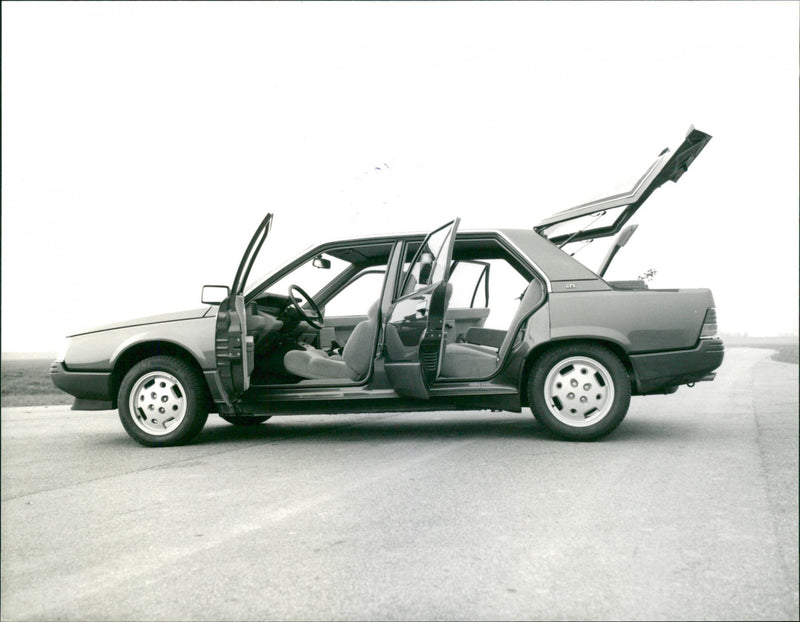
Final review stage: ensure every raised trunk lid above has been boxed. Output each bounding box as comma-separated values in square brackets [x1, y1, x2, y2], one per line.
[536, 127, 712, 245]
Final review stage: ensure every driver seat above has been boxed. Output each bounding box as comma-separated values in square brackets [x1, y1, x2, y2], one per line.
[283, 301, 380, 381]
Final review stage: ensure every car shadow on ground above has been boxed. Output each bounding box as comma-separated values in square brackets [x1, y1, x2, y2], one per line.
[188, 412, 695, 447]
[198, 414, 543, 445]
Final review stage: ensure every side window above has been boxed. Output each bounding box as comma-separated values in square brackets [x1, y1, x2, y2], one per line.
[447, 253, 530, 330]
[324, 270, 385, 317]
[398, 222, 456, 297]
[447, 261, 489, 308]
[481, 259, 529, 329]
[428, 224, 456, 285]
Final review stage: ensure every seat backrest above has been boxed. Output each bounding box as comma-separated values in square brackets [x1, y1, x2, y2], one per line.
[497, 279, 545, 361]
[342, 300, 380, 378]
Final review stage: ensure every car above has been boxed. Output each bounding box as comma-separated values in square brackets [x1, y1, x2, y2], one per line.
[51, 126, 724, 446]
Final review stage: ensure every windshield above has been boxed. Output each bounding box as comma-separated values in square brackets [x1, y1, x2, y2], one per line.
[263, 251, 351, 299]
[243, 242, 315, 298]
[561, 155, 661, 216]
[245, 238, 396, 303]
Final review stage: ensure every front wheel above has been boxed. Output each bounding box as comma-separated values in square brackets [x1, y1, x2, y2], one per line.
[528, 344, 630, 441]
[118, 356, 209, 447]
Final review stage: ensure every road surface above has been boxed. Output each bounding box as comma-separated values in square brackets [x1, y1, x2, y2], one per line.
[1, 348, 797, 620]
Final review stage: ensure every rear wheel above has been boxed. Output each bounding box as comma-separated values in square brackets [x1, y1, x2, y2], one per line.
[118, 356, 209, 447]
[528, 344, 630, 440]
[219, 415, 271, 426]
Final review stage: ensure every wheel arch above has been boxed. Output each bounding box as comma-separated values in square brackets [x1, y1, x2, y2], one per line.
[110, 341, 210, 409]
[519, 337, 635, 407]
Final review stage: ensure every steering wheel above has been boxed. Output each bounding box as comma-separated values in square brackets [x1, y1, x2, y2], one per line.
[287, 284, 324, 329]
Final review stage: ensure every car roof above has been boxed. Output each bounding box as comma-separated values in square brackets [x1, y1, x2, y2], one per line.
[322, 228, 600, 283]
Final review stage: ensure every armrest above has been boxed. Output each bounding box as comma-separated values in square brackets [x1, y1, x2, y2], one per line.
[464, 327, 506, 349]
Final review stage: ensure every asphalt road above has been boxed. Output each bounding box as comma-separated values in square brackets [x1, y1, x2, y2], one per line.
[1, 348, 797, 621]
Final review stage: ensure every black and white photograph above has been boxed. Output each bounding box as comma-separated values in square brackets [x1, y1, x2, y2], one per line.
[1, 1, 798, 620]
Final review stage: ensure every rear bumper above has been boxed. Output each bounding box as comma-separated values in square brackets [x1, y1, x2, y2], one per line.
[50, 361, 115, 409]
[629, 338, 724, 395]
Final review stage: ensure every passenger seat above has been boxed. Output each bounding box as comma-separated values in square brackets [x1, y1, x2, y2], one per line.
[440, 279, 544, 378]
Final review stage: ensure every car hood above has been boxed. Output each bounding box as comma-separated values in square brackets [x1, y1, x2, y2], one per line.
[68, 307, 213, 337]
[535, 126, 711, 245]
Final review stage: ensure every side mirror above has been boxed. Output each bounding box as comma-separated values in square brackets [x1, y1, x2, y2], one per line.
[312, 255, 331, 269]
[201, 285, 230, 305]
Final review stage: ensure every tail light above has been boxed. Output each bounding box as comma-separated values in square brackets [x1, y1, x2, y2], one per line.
[699, 307, 718, 339]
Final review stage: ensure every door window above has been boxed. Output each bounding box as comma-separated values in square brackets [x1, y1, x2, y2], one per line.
[397, 220, 457, 298]
[324, 270, 385, 316]
[447, 247, 532, 330]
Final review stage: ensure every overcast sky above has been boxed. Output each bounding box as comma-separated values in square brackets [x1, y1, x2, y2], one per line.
[2, 1, 798, 352]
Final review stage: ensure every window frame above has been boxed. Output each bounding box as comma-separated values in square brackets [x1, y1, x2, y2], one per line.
[320, 268, 387, 317]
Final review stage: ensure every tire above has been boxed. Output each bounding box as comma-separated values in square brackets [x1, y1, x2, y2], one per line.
[528, 343, 630, 441]
[118, 356, 209, 447]
[219, 415, 272, 426]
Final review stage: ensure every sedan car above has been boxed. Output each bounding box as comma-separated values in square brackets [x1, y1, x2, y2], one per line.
[52, 126, 724, 446]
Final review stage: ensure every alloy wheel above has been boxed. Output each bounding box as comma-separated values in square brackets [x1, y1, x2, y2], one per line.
[128, 371, 188, 436]
[543, 356, 615, 427]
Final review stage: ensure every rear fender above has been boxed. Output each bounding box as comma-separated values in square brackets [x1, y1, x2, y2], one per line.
[548, 289, 715, 353]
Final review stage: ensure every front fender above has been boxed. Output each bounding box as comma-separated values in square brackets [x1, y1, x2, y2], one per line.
[65, 316, 217, 371]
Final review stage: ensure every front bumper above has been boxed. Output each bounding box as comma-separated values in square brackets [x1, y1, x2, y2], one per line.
[50, 361, 114, 410]
[629, 338, 724, 395]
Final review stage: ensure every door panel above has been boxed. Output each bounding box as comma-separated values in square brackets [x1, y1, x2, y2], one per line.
[418, 281, 451, 382]
[215, 213, 272, 397]
[216, 294, 253, 394]
[383, 218, 460, 398]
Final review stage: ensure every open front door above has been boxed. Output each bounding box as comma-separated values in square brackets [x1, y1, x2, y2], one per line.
[215, 213, 273, 397]
[383, 218, 460, 399]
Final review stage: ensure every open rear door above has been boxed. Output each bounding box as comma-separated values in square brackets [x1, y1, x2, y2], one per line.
[383, 218, 460, 399]
[215, 213, 273, 396]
